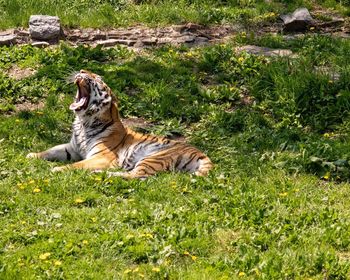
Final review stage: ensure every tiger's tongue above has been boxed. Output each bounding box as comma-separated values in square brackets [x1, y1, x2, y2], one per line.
[69, 97, 87, 110]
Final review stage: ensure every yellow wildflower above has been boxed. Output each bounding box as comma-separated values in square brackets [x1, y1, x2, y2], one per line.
[33, 188, 41, 193]
[133, 267, 139, 272]
[54, 260, 62, 266]
[152, 267, 160, 272]
[323, 172, 330, 180]
[238, 271, 246, 277]
[82, 240, 89, 245]
[183, 251, 190, 256]
[238, 57, 244, 63]
[75, 198, 84, 204]
[191, 255, 197, 261]
[39, 252, 51, 260]
[279, 192, 288, 197]
[15, 119, 20, 123]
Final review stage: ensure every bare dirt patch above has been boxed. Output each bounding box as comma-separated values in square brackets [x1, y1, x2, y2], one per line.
[14, 100, 45, 112]
[7, 65, 37, 80]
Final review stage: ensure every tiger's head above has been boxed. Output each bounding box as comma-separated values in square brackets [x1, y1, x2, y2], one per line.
[70, 70, 115, 117]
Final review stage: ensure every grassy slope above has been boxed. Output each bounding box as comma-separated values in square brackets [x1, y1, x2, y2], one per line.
[0, 0, 349, 29]
[0, 34, 350, 278]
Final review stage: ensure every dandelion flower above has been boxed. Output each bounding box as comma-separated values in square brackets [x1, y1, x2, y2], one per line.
[191, 255, 197, 261]
[323, 172, 330, 180]
[279, 192, 288, 197]
[238, 271, 246, 277]
[183, 251, 190, 256]
[124, 269, 132, 274]
[75, 198, 84, 204]
[54, 260, 62, 266]
[39, 252, 51, 260]
[33, 188, 41, 193]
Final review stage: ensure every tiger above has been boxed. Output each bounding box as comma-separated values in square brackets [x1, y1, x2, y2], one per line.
[26, 70, 213, 179]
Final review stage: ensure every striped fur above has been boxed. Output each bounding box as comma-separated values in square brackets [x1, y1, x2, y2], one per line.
[27, 70, 213, 179]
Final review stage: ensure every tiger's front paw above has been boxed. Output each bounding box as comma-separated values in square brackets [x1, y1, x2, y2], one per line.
[52, 166, 66, 172]
[26, 152, 39, 159]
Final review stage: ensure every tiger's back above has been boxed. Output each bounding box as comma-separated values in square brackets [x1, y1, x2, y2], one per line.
[115, 128, 213, 177]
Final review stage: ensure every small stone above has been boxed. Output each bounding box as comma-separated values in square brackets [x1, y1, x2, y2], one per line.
[280, 8, 314, 32]
[158, 37, 173, 44]
[175, 35, 195, 44]
[0, 34, 16, 46]
[29, 15, 61, 41]
[195, 36, 209, 45]
[96, 39, 120, 47]
[235, 45, 293, 57]
[318, 17, 345, 28]
[115, 39, 137, 46]
[142, 37, 157, 45]
[31, 41, 50, 48]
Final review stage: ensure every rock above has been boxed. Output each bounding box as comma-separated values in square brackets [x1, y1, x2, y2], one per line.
[0, 34, 17, 46]
[29, 15, 61, 41]
[142, 37, 157, 45]
[318, 17, 345, 28]
[96, 39, 120, 47]
[175, 35, 195, 44]
[235, 45, 294, 57]
[280, 8, 314, 32]
[195, 36, 209, 45]
[31, 41, 50, 48]
[158, 37, 173, 44]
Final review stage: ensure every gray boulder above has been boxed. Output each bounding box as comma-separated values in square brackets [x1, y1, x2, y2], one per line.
[29, 15, 61, 41]
[280, 8, 314, 32]
[0, 34, 17, 46]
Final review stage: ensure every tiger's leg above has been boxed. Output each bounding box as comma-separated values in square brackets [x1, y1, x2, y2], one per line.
[27, 143, 81, 162]
[52, 156, 113, 172]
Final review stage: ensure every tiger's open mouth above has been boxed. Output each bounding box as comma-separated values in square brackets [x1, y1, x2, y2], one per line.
[69, 78, 90, 111]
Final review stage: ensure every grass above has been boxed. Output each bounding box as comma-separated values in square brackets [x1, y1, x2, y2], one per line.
[0, 0, 349, 29]
[1, 33, 350, 278]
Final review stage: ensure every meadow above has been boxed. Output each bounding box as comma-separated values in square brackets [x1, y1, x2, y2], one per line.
[1, 0, 350, 279]
[0, 0, 349, 29]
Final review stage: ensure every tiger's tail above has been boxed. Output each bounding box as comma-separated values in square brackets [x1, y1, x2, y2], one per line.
[195, 156, 213, 176]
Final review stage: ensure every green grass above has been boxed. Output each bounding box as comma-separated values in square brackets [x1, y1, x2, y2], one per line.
[0, 0, 348, 29]
[1, 34, 350, 278]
